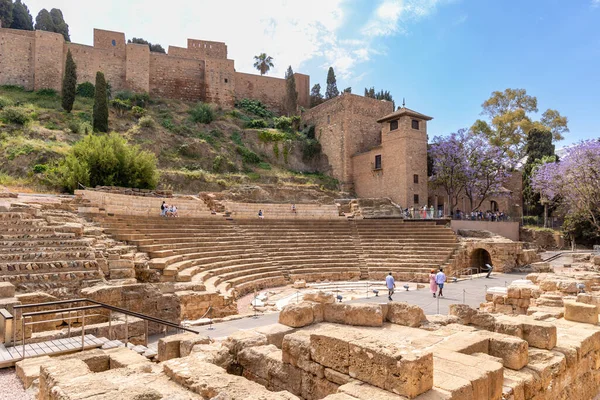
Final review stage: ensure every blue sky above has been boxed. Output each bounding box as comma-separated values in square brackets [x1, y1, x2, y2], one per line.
[23, 0, 600, 146]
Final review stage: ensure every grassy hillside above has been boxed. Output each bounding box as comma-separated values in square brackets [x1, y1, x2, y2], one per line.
[0, 86, 337, 195]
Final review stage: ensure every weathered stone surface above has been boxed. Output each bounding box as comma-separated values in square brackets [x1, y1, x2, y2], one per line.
[448, 304, 477, 325]
[282, 331, 311, 367]
[254, 323, 296, 348]
[180, 334, 211, 357]
[223, 330, 268, 356]
[338, 381, 404, 400]
[158, 333, 197, 362]
[190, 343, 233, 368]
[304, 291, 335, 304]
[564, 301, 598, 324]
[16, 355, 52, 389]
[385, 302, 426, 327]
[106, 347, 151, 370]
[488, 334, 528, 370]
[0, 282, 15, 298]
[322, 303, 383, 327]
[279, 303, 315, 328]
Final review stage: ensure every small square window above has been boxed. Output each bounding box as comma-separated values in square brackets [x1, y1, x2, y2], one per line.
[327, 115, 330, 124]
[390, 120, 398, 131]
[413, 174, 419, 184]
[224, 78, 228, 83]
[411, 119, 419, 130]
[414, 194, 419, 204]
[374, 155, 382, 170]
[111, 39, 116, 47]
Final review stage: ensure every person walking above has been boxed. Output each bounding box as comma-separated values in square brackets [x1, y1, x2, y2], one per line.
[386, 272, 396, 301]
[429, 269, 438, 298]
[436, 268, 447, 297]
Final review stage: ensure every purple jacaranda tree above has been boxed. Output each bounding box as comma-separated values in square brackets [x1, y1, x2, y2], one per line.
[430, 129, 510, 214]
[531, 140, 600, 233]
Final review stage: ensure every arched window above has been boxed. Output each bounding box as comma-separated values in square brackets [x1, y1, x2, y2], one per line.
[111, 39, 116, 47]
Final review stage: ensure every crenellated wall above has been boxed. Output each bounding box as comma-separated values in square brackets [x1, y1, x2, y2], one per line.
[0, 27, 309, 111]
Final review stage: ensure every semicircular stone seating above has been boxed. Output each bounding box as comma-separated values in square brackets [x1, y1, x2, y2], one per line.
[98, 205, 459, 299]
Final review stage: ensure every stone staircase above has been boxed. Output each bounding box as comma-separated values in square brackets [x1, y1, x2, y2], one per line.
[223, 201, 342, 219]
[0, 206, 103, 293]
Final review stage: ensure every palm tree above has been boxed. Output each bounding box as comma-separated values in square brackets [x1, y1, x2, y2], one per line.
[253, 53, 274, 76]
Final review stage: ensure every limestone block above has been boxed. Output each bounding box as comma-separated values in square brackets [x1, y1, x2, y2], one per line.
[448, 304, 477, 325]
[238, 344, 280, 381]
[564, 301, 598, 324]
[310, 328, 366, 374]
[180, 334, 211, 357]
[190, 343, 233, 368]
[254, 323, 296, 349]
[16, 355, 52, 389]
[304, 291, 335, 304]
[282, 331, 311, 367]
[507, 286, 521, 299]
[279, 303, 314, 328]
[58, 349, 110, 373]
[323, 303, 383, 327]
[489, 335, 529, 370]
[106, 347, 151, 370]
[593, 255, 600, 266]
[293, 280, 307, 289]
[321, 394, 356, 400]
[108, 259, 134, 270]
[556, 280, 578, 293]
[324, 368, 353, 385]
[109, 268, 136, 279]
[338, 381, 403, 400]
[348, 336, 433, 398]
[519, 318, 557, 350]
[470, 312, 497, 330]
[223, 330, 268, 356]
[495, 304, 515, 314]
[157, 332, 203, 361]
[301, 371, 340, 400]
[0, 282, 15, 298]
[312, 303, 324, 323]
[385, 302, 426, 328]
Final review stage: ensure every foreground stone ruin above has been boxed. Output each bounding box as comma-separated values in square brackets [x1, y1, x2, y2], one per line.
[15, 287, 600, 400]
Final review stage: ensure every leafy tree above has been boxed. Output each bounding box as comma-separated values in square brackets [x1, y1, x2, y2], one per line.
[0, 0, 13, 28]
[284, 65, 298, 115]
[57, 132, 159, 192]
[364, 87, 394, 108]
[93, 72, 109, 132]
[49, 8, 69, 41]
[10, 0, 33, 30]
[325, 67, 339, 99]
[61, 50, 77, 113]
[429, 129, 509, 213]
[253, 53, 274, 76]
[76, 82, 95, 98]
[522, 128, 555, 216]
[532, 140, 600, 236]
[310, 84, 324, 107]
[472, 88, 569, 160]
[343, 87, 352, 94]
[127, 37, 166, 54]
[34, 8, 53, 31]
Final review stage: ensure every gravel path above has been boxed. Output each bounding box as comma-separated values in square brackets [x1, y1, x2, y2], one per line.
[0, 368, 32, 400]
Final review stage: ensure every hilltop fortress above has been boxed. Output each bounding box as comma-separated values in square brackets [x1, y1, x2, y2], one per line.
[0, 27, 310, 112]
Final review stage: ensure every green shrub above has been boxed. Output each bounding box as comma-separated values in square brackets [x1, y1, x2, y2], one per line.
[236, 145, 261, 164]
[68, 120, 81, 133]
[258, 130, 285, 143]
[110, 99, 132, 116]
[302, 125, 316, 139]
[44, 121, 60, 130]
[246, 119, 268, 129]
[6, 143, 35, 160]
[0, 96, 14, 110]
[77, 111, 91, 122]
[131, 106, 146, 118]
[138, 116, 155, 129]
[131, 92, 150, 108]
[212, 155, 225, 172]
[36, 88, 58, 97]
[235, 99, 274, 119]
[302, 139, 322, 161]
[76, 82, 95, 98]
[56, 132, 159, 192]
[161, 118, 176, 131]
[0, 85, 24, 91]
[114, 90, 134, 101]
[33, 164, 48, 174]
[0, 107, 31, 125]
[522, 216, 541, 226]
[189, 102, 214, 124]
[274, 116, 293, 132]
[80, 122, 93, 134]
[258, 162, 272, 170]
[246, 172, 261, 181]
[273, 143, 280, 159]
[283, 141, 292, 164]
[231, 131, 243, 146]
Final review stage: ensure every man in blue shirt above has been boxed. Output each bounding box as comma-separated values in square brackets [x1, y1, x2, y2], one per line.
[386, 272, 395, 301]
[435, 268, 447, 297]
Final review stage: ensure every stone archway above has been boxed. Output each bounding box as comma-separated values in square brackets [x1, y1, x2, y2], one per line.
[490, 200, 498, 212]
[470, 248, 492, 273]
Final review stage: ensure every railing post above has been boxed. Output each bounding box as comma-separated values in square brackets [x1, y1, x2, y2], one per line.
[81, 313, 85, 351]
[125, 314, 128, 345]
[144, 320, 149, 347]
[108, 310, 112, 340]
[22, 317, 25, 359]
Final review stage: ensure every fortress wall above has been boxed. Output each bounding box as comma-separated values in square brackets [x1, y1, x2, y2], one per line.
[0, 29, 35, 89]
[294, 73, 310, 109]
[65, 43, 100, 86]
[168, 46, 204, 60]
[33, 30, 64, 91]
[205, 58, 235, 108]
[234, 72, 288, 113]
[96, 48, 127, 90]
[126, 43, 150, 93]
[149, 53, 205, 101]
[187, 39, 227, 59]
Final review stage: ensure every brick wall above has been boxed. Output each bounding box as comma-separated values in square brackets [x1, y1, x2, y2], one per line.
[33, 30, 64, 91]
[294, 73, 310, 109]
[93, 29, 126, 56]
[187, 39, 227, 59]
[302, 94, 393, 191]
[204, 58, 235, 107]
[234, 72, 287, 113]
[149, 54, 205, 101]
[0, 29, 35, 89]
[126, 43, 150, 93]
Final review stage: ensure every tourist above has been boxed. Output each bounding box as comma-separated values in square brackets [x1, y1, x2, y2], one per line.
[386, 272, 396, 301]
[429, 205, 435, 219]
[291, 204, 297, 213]
[160, 201, 167, 217]
[429, 269, 438, 298]
[258, 210, 264, 219]
[171, 205, 179, 218]
[436, 268, 446, 298]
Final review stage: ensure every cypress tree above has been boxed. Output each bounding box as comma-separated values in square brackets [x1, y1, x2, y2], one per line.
[34, 9, 55, 32]
[0, 0, 14, 29]
[10, 0, 34, 30]
[49, 8, 69, 41]
[523, 128, 555, 216]
[61, 50, 77, 113]
[310, 84, 324, 107]
[284, 66, 298, 116]
[93, 72, 109, 133]
[325, 67, 339, 99]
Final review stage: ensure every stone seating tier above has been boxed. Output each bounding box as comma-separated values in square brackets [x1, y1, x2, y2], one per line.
[223, 201, 342, 220]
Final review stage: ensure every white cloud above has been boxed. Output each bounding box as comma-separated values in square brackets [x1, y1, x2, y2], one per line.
[592, 0, 600, 8]
[22, 0, 447, 82]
